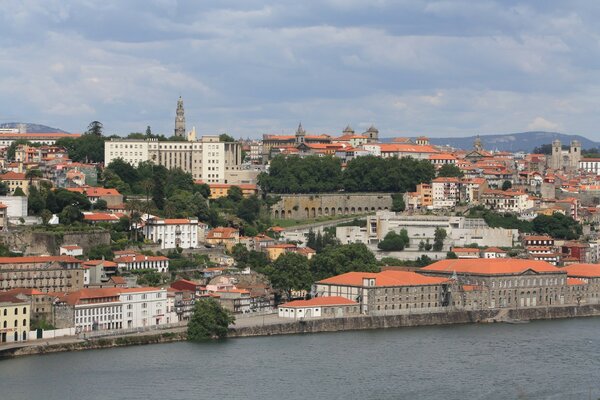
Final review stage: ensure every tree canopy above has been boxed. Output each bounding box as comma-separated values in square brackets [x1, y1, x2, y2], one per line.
[187, 298, 234, 341]
[310, 243, 379, 281]
[264, 253, 313, 300]
[437, 164, 464, 178]
[377, 230, 409, 251]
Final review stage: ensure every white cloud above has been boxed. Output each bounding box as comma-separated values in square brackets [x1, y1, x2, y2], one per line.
[527, 117, 561, 132]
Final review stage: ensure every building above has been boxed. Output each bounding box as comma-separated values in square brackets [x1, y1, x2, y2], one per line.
[144, 218, 199, 249]
[481, 247, 507, 259]
[59, 245, 83, 257]
[550, 139, 581, 171]
[82, 260, 117, 287]
[358, 212, 517, 249]
[205, 183, 258, 199]
[362, 143, 439, 160]
[561, 264, 600, 304]
[452, 247, 481, 259]
[205, 227, 240, 250]
[66, 187, 124, 207]
[314, 270, 451, 315]
[0, 132, 80, 147]
[278, 296, 359, 320]
[421, 259, 570, 308]
[431, 177, 461, 209]
[480, 189, 534, 213]
[61, 286, 167, 332]
[0, 256, 84, 293]
[104, 135, 243, 184]
[0, 171, 31, 195]
[0, 293, 30, 343]
[262, 123, 332, 158]
[114, 254, 169, 273]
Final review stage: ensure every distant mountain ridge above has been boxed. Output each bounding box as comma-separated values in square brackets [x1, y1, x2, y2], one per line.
[0, 122, 69, 133]
[382, 131, 600, 152]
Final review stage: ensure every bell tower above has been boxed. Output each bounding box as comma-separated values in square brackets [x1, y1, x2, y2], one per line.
[174, 96, 186, 137]
[295, 122, 306, 144]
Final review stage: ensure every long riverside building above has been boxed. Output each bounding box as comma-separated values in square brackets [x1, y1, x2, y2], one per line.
[0, 256, 84, 293]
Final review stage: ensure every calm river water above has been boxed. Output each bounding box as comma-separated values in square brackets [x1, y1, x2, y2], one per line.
[1, 318, 600, 400]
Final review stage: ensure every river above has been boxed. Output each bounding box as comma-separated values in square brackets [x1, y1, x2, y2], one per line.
[1, 318, 600, 400]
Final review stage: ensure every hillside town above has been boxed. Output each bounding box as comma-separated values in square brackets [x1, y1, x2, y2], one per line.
[3, 98, 600, 345]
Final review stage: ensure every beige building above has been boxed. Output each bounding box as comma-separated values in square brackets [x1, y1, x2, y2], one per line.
[0, 293, 30, 343]
[104, 136, 243, 184]
[0, 256, 84, 293]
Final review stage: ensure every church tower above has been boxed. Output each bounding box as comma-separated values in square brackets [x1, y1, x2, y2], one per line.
[473, 135, 483, 152]
[570, 140, 581, 170]
[366, 125, 379, 143]
[295, 123, 306, 144]
[174, 96, 186, 137]
[551, 139, 562, 170]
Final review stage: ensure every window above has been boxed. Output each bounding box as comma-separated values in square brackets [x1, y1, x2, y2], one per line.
[22, 307, 26, 314]
[23, 319, 26, 326]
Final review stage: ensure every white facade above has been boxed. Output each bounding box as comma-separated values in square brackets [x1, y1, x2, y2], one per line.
[115, 254, 169, 273]
[0, 196, 27, 218]
[121, 288, 167, 329]
[278, 305, 322, 319]
[145, 218, 199, 249]
[104, 136, 242, 183]
[74, 300, 123, 332]
[431, 179, 460, 209]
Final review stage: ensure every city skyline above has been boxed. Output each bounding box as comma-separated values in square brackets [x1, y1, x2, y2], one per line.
[3, 1, 600, 139]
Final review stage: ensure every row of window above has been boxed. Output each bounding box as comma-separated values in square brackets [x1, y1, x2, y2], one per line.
[2, 307, 27, 316]
[2, 319, 27, 328]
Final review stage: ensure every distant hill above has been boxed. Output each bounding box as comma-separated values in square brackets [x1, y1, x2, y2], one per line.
[382, 131, 600, 152]
[0, 122, 69, 133]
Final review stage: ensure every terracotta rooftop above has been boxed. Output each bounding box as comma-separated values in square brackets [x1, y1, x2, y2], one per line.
[421, 259, 561, 275]
[318, 270, 449, 287]
[280, 296, 358, 308]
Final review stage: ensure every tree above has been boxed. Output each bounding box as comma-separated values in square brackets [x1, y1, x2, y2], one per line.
[88, 244, 114, 260]
[27, 186, 45, 214]
[236, 196, 261, 224]
[60, 205, 84, 224]
[265, 253, 312, 300]
[501, 180, 512, 191]
[56, 134, 106, 163]
[377, 230, 409, 251]
[433, 227, 446, 251]
[40, 209, 53, 225]
[12, 187, 26, 197]
[446, 251, 458, 259]
[187, 298, 234, 341]
[219, 133, 235, 142]
[311, 243, 379, 281]
[0, 182, 8, 196]
[25, 169, 42, 184]
[437, 164, 464, 178]
[145, 126, 152, 137]
[94, 199, 108, 210]
[391, 193, 406, 212]
[532, 212, 582, 240]
[86, 121, 104, 136]
[227, 186, 243, 202]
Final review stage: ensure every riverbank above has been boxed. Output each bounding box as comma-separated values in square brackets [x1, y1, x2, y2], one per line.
[3, 304, 600, 359]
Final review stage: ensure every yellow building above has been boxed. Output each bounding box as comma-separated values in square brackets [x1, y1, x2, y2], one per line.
[265, 244, 297, 261]
[205, 183, 258, 199]
[0, 293, 30, 343]
[0, 171, 31, 195]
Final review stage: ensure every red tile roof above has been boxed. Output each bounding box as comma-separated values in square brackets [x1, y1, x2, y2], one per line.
[562, 264, 600, 278]
[421, 259, 561, 275]
[0, 256, 82, 264]
[317, 270, 449, 287]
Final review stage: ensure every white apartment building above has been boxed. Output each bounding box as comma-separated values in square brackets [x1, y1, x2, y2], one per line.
[431, 177, 461, 209]
[67, 287, 167, 332]
[104, 136, 243, 184]
[480, 189, 534, 213]
[579, 158, 600, 174]
[120, 287, 167, 328]
[114, 254, 169, 273]
[145, 218, 199, 249]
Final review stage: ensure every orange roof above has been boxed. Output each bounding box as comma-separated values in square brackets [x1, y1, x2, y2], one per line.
[280, 296, 357, 308]
[378, 143, 439, 154]
[483, 247, 506, 253]
[317, 270, 449, 287]
[0, 256, 82, 265]
[269, 226, 285, 232]
[83, 213, 122, 222]
[567, 278, 586, 286]
[452, 247, 480, 253]
[0, 171, 26, 180]
[421, 259, 561, 275]
[267, 244, 297, 249]
[67, 187, 121, 196]
[61, 245, 82, 250]
[432, 177, 460, 183]
[4, 288, 45, 296]
[523, 235, 554, 241]
[206, 227, 239, 239]
[562, 264, 600, 278]
[83, 260, 118, 267]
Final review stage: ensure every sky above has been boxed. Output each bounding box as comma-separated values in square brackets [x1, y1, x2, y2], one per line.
[2, 1, 600, 139]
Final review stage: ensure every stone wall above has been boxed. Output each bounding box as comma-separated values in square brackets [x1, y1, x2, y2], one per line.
[0, 229, 111, 255]
[271, 193, 393, 220]
[229, 304, 600, 337]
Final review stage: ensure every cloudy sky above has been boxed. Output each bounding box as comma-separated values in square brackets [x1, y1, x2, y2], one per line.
[2, 1, 600, 139]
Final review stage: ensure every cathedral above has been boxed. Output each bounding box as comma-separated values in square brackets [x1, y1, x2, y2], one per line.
[549, 139, 580, 172]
